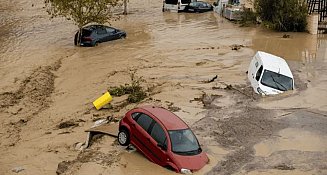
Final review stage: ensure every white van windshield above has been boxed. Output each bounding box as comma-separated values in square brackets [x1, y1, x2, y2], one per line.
[261, 70, 293, 91]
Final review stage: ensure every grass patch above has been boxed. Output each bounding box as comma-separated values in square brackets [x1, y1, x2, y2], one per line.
[109, 72, 147, 103]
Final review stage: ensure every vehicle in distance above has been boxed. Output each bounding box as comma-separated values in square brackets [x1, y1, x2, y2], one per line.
[185, 1, 213, 13]
[248, 51, 294, 95]
[118, 106, 208, 174]
[163, 0, 195, 12]
[74, 24, 126, 47]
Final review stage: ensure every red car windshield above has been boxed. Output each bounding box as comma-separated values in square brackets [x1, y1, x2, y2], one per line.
[168, 129, 201, 155]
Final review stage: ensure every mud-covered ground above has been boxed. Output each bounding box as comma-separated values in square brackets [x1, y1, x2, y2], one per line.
[194, 85, 327, 175]
[1, 0, 327, 175]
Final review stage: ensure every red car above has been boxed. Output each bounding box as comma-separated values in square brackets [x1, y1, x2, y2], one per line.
[118, 106, 208, 174]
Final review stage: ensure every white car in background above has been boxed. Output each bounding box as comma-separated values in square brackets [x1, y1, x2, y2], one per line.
[163, 0, 196, 12]
[247, 51, 295, 95]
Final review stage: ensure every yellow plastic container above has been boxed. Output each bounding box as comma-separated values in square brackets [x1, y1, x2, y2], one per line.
[93, 92, 113, 110]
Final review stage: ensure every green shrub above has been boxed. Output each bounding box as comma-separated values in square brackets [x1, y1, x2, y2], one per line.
[255, 0, 307, 32]
[240, 7, 257, 27]
[109, 72, 147, 103]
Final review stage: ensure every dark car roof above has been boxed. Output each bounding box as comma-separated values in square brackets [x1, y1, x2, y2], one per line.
[138, 106, 189, 130]
[193, 1, 210, 4]
[83, 24, 108, 31]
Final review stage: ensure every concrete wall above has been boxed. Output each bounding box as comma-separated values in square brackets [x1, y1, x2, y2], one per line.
[307, 13, 319, 35]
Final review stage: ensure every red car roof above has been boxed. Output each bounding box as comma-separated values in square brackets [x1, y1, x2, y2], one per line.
[138, 106, 189, 130]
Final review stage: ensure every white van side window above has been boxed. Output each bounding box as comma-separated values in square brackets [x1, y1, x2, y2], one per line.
[255, 65, 263, 81]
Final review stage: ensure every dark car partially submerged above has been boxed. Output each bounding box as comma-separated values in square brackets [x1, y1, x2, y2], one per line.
[184, 1, 213, 13]
[74, 24, 126, 47]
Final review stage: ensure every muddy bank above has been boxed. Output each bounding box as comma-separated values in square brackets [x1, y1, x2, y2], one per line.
[0, 59, 62, 147]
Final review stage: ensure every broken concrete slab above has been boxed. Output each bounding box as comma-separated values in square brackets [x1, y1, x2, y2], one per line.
[75, 121, 119, 151]
[85, 123, 118, 138]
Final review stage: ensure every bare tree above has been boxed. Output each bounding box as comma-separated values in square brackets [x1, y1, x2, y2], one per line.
[123, 0, 128, 15]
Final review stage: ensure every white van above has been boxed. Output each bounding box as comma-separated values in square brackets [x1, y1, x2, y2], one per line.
[163, 0, 196, 12]
[247, 51, 294, 95]
[213, 0, 229, 15]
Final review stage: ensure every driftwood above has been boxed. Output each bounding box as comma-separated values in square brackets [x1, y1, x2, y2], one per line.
[219, 82, 256, 100]
[201, 75, 218, 83]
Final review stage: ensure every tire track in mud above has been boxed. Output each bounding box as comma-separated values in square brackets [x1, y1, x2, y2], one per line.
[0, 59, 62, 146]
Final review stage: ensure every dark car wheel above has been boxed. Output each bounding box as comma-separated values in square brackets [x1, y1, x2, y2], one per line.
[120, 34, 126, 39]
[91, 41, 98, 47]
[118, 129, 130, 146]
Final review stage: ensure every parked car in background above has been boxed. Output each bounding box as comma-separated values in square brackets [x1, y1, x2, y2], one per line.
[184, 1, 213, 13]
[163, 0, 196, 12]
[248, 51, 294, 95]
[118, 106, 208, 174]
[213, 0, 243, 20]
[74, 24, 126, 47]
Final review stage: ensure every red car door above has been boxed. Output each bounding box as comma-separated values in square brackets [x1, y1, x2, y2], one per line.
[147, 121, 169, 166]
[131, 113, 160, 163]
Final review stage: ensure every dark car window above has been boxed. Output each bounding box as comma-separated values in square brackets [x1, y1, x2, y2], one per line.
[136, 114, 153, 132]
[199, 2, 210, 8]
[181, 0, 191, 4]
[256, 65, 263, 81]
[131, 112, 140, 120]
[189, 2, 197, 7]
[150, 122, 167, 146]
[165, 0, 178, 5]
[81, 29, 92, 37]
[106, 27, 115, 33]
[97, 28, 107, 35]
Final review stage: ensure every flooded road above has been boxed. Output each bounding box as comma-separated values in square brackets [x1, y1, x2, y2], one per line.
[0, 0, 327, 174]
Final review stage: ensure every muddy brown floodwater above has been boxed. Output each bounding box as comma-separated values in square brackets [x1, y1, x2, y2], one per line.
[0, 0, 327, 174]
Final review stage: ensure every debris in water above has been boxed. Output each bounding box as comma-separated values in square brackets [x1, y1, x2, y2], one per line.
[126, 145, 137, 153]
[167, 102, 181, 112]
[196, 61, 207, 66]
[57, 120, 78, 129]
[12, 167, 25, 173]
[202, 75, 218, 83]
[190, 93, 222, 108]
[224, 84, 233, 90]
[56, 161, 72, 175]
[58, 131, 71, 135]
[230, 44, 244, 50]
[93, 91, 113, 110]
[274, 163, 295, 170]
